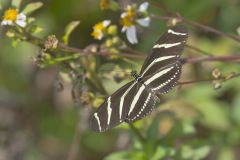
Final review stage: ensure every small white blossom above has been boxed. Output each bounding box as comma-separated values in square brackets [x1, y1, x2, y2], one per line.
[138, 2, 149, 12]
[120, 2, 150, 44]
[1, 8, 27, 27]
[91, 20, 111, 40]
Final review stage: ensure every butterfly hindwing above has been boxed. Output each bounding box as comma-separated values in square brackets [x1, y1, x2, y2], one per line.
[143, 62, 182, 94]
[125, 86, 158, 123]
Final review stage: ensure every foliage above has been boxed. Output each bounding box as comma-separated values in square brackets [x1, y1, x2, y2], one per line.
[0, 0, 240, 160]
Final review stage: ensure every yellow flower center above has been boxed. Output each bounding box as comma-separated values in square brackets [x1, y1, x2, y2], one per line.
[126, 5, 135, 18]
[120, 5, 135, 27]
[120, 15, 134, 27]
[91, 21, 109, 39]
[91, 30, 102, 39]
[94, 22, 105, 31]
[3, 8, 18, 22]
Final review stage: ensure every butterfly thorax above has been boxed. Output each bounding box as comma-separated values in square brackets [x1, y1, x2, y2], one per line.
[131, 70, 143, 83]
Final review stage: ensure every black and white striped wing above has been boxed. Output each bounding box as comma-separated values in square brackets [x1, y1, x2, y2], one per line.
[140, 25, 188, 77]
[90, 25, 188, 132]
[90, 81, 139, 132]
[90, 82, 159, 132]
[143, 62, 182, 94]
[125, 87, 158, 123]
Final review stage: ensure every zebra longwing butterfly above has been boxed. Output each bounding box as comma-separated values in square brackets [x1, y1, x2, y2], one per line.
[90, 25, 188, 132]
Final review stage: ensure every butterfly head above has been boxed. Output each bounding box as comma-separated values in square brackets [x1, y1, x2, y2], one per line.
[131, 70, 143, 82]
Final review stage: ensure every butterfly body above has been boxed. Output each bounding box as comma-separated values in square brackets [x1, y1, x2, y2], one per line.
[91, 25, 188, 132]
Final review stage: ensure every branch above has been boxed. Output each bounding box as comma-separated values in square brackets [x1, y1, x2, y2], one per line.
[16, 26, 240, 64]
[178, 72, 240, 86]
[151, 14, 240, 42]
[182, 55, 240, 64]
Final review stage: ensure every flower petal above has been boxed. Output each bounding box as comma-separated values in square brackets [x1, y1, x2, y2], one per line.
[1, 20, 14, 26]
[17, 13, 27, 21]
[16, 13, 27, 27]
[136, 17, 150, 27]
[16, 19, 26, 27]
[126, 26, 138, 44]
[138, 2, 149, 12]
[102, 20, 111, 27]
[121, 26, 127, 32]
[121, 12, 127, 18]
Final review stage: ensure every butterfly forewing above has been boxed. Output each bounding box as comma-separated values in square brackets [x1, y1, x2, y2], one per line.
[140, 25, 188, 77]
[90, 81, 138, 132]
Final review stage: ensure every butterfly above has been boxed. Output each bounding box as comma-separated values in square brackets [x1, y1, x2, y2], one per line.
[90, 25, 188, 132]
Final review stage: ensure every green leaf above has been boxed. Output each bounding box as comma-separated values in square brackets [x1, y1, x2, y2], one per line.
[192, 146, 211, 160]
[183, 85, 231, 130]
[104, 151, 130, 160]
[11, 0, 22, 9]
[22, 2, 43, 15]
[218, 148, 235, 160]
[181, 145, 194, 159]
[146, 116, 160, 140]
[62, 21, 80, 44]
[181, 145, 211, 160]
[151, 146, 166, 160]
[29, 25, 43, 34]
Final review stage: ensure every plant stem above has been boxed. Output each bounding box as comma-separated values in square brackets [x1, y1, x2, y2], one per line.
[178, 73, 240, 85]
[182, 55, 240, 64]
[129, 123, 145, 144]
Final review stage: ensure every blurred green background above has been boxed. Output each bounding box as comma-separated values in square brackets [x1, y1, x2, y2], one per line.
[0, 0, 240, 160]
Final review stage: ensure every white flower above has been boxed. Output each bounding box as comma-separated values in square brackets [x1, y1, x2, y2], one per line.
[120, 2, 150, 44]
[91, 20, 111, 40]
[136, 17, 150, 27]
[15, 13, 27, 27]
[126, 26, 138, 44]
[138, 2, 149, 12]
[1, 8, 27, 27]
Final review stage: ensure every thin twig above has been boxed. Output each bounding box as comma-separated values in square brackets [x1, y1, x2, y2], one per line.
[182, 17, 240, 42]
[182, 55, 240, 64]
[145, 0, 172, 15]
[17, 24, 240, 64]
[151, 14, 240, 42]
[178, 73, 240, 85]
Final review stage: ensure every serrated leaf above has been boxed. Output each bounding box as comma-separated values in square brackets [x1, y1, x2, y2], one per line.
[11, 0, 22, 9]
[22, 2, 43, 15]
[62, 21, 80, 44]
